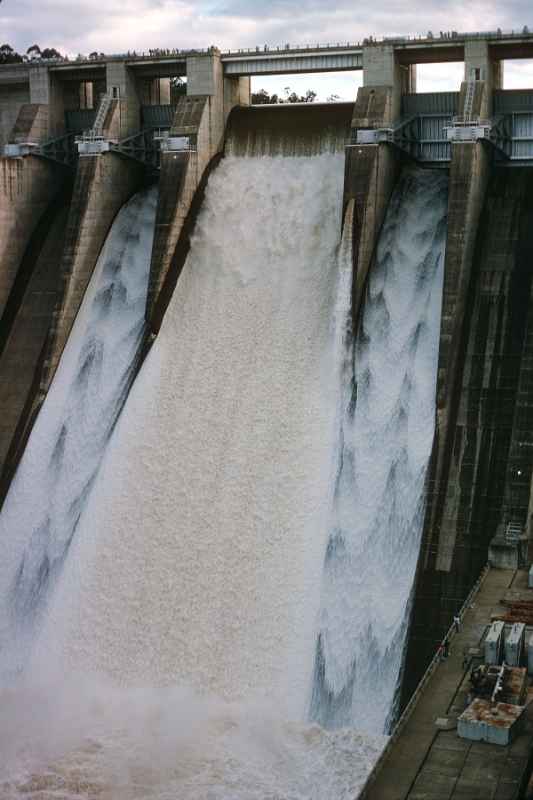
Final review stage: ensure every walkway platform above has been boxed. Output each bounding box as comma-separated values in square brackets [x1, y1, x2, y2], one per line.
[362, 568, 533, 800]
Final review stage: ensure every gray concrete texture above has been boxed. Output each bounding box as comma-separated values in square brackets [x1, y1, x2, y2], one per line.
[2, 150, 145, 493]
[342, 134, 400, 335]
[146, 56, 250, 328]
[0, 203, 69, 480]
[0, 156, 65, 318]
[402, 163, 533, 703]
[0, 83, 30, 148]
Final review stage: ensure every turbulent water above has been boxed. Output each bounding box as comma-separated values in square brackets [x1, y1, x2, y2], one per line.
[311, 170, 448, 733]
[30, 154, 347, 704]
[0, 157, 447, 798]
[0, 187, 157, 679]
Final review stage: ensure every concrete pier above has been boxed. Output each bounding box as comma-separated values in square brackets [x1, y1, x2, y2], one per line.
[146, 50, 250, 331]
[343, 43, 409, 334]
[0, 198, 70, 495]
[343, 140, 400, 332]
[429, 139, 491, 575]
[0, 156, 66, 318]
[403, 164, 533, 702]
[0, 92, 147, 491]
[363, 568, 533, 800]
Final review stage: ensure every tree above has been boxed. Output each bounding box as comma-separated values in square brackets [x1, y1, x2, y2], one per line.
[251, 86, 317, 105]
[41, 47, 62, 59]
[170, 76, 186, 104]
[26, 44, 41, 60]
[0, 43, 23, 64]
[251, 88, 275, 104]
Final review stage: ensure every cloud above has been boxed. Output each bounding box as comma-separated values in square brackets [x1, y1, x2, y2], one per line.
[2, 0, 532, 55]
[1, 0, 532, 93]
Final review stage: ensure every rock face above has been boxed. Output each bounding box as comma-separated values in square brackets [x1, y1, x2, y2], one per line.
[403, 165, 533, 703]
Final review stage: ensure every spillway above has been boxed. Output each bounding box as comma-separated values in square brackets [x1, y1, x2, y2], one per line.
[0, 187, 157, 678]
[0, 113, 448, 797]
[32, 152, 348, 704]
[311, 169, 448, 733]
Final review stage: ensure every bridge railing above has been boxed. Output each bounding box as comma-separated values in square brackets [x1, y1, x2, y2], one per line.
[5, 27, 532, 71]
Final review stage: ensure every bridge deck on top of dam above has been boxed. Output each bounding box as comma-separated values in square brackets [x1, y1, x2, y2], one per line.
[361, 567, 533, 800]
[2, 28, 533, 83]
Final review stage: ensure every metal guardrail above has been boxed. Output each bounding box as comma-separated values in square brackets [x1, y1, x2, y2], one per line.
[506, 522, 523, 544]
[359, 563, 491, 800]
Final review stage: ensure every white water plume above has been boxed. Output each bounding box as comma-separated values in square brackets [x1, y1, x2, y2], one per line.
[311, 169, 448, 734]
[3, 152, 388, 800]
[0, 187, 157, 679]
[30, 154, 346, 713]
[0, 678, 384, 800]
[0, 154, 447, 799]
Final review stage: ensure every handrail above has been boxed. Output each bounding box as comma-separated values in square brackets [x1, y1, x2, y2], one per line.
[359, 563, 491, 800]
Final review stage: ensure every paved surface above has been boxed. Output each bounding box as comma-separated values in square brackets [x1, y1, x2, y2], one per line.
[363, 568, 533, 800]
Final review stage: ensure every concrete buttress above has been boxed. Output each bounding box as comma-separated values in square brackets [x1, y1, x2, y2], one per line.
[0, 156, 66, 319]
[428, 140, 491, 572]
[0, 198, 71, 496]
[0, 100, 146, 495]
[146, 51, 250, 331]
[343, 86, 402, 334]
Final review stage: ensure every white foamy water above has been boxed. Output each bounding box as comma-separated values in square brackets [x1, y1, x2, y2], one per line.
[32, 154, 345, 708]
[0, 158, 446, 799]
[0, 152, 388, 800]
[311, 169, 448, 733]
[0, 187, 157, 678]
[0, 679, 384, 800]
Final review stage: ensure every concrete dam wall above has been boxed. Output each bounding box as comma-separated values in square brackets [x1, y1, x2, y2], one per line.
[402, 163, 533, 701]
[1, 73, 533, 794]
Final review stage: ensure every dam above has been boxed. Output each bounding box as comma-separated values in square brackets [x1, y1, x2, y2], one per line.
[1, 27, 533, 799]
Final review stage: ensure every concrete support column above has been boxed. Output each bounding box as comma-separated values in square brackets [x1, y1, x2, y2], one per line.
[224, 76, 251, 120]
[146, 54, 250, 330]
[0, 157, 65, 317]
[139, 78, 171, 105]
[426, 142, 491, 573]
[44, 154, 145, 387]
[105, 61, 140, 138]
[186, 50, 224, 154]
[464, 40, 502, 118]
[0, 65, 31, 147]
[362, 43, 412, 123]
[159, 78, 171, 105]
[146, 95, 217, 326]
[29, 66, 65, 138]
[343, 141, 400, 334]
[0, 194, 71, 495]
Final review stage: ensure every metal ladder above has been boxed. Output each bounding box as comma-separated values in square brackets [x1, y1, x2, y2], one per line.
[505, 521, 523, 544]
[463, 80, 476, 123]
[92, 91, 113, 135]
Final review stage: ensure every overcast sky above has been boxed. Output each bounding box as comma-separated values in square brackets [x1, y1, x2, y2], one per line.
[2, 0, 533, 98]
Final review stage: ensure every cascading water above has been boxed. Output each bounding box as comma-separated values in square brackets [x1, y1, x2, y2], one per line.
[31, 154, 348, 702]
[311, 169, 448, 734]
[0, 187, 157, 679]
[0, 136, 447, 797]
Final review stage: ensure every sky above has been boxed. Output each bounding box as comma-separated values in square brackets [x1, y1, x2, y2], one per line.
[1, 0, 533, 99]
